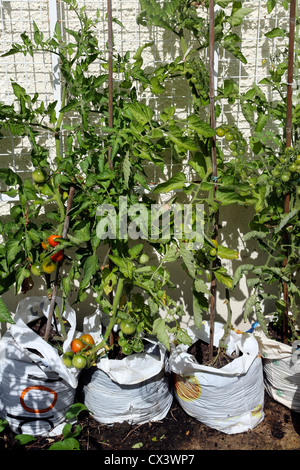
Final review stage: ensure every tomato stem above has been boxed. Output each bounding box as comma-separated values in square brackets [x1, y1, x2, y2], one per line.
[88, 276, 125, 359]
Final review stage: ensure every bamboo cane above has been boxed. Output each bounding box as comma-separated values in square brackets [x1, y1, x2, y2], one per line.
[107, 0, 115, 347]
[282, 0, 296, 344]
[208, 0, 219, 361]
[107, 0, 114, 171]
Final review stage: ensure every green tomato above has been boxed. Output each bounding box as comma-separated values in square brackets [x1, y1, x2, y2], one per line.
[133, 340, 144, 353]
[120, 320, 136, 335]
[209, 248, 217, 257]
[272, 169, 280, 177]
[296, 155, 300, 164]
[229, 142, 237, 150]
[211, 239, 218, 249]
[32, 169, 46, 184]
[225, 132, 234, 142]
[216, 128, 226, 137]
[62, 351, 74, 368]
[289, 163, 298, 173]
[122, 344, 133, 355]
[72, 355, 87, 369]
[284, 146, 293, 155]
[281, 172, 291, 182]
[31, 262, 42, 276]
[231, 150, 239, 157]
[139, 253, 149, 264]
[118, 337, 127, 347]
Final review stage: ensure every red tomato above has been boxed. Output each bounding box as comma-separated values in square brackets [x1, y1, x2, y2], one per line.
[50, 250, 64, 263]
[48, 234, 61, 247]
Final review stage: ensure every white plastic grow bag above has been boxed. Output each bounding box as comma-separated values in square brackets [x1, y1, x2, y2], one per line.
[81, 312, 173, 425]
[0, 296, 79, 436]
[169, 321, 265, 434]
[253, 323, 300, 412]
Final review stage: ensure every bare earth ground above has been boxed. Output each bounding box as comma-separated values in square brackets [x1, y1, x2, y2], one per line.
[1, 393, 299, 453]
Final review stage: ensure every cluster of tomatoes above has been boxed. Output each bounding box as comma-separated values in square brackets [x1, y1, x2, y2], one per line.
[271, 149, 300, 190]
[196, 239, 219, 268]
[63, 333, 95, 369]
[117, 319, 144, 355]
[216, 126, 247, 157]
[30, 234, 63, 277]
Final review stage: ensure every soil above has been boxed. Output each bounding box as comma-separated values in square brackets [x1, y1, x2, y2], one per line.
[0, 393, 299, 452]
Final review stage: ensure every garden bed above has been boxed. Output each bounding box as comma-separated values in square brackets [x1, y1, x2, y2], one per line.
[1, 394, 299, 451]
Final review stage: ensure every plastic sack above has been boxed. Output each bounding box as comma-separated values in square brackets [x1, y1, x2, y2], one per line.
[253, 322, 300, 412]
[81, 312, 173, 425]
[0, 296, 79, 436]
[169, 321, 265, 434]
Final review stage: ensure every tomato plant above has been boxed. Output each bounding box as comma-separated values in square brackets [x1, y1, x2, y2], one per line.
[0, 1, 188, 349]
[232, 40, 300, 342]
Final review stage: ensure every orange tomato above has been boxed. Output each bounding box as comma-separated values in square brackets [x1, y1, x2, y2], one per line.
[80, 334, 95, 348]
[51, 250, 64, 263]
[71, 338, 84, 354]
[41, 241, 49, 250]
[48, 234, 61, 247]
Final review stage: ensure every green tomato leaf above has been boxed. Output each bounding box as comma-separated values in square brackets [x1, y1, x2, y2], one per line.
[15, 434, 36, 446]
[0, 298, 15, 324]
[243, 293, 258, 322]
[187, 115, 216, 138]
[80, 254, 99, 290]
[152, 172, 186, 194]
[124, 102, 153, 125]
[49, 438, 80, 450]
[265, 27, 286, 38]
[153, 317, 170, 350]
[217, 245, 239, 260]
[228, 7, 253, 27]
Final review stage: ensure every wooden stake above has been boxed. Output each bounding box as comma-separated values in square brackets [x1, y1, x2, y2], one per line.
[208, 0, 219, 361]
[107, 0, 114, 171]
[283, 0, 296, 344]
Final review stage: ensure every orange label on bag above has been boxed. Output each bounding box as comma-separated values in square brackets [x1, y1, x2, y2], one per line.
[173, 374, 201, 402]
[20, 386, 58, 414]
